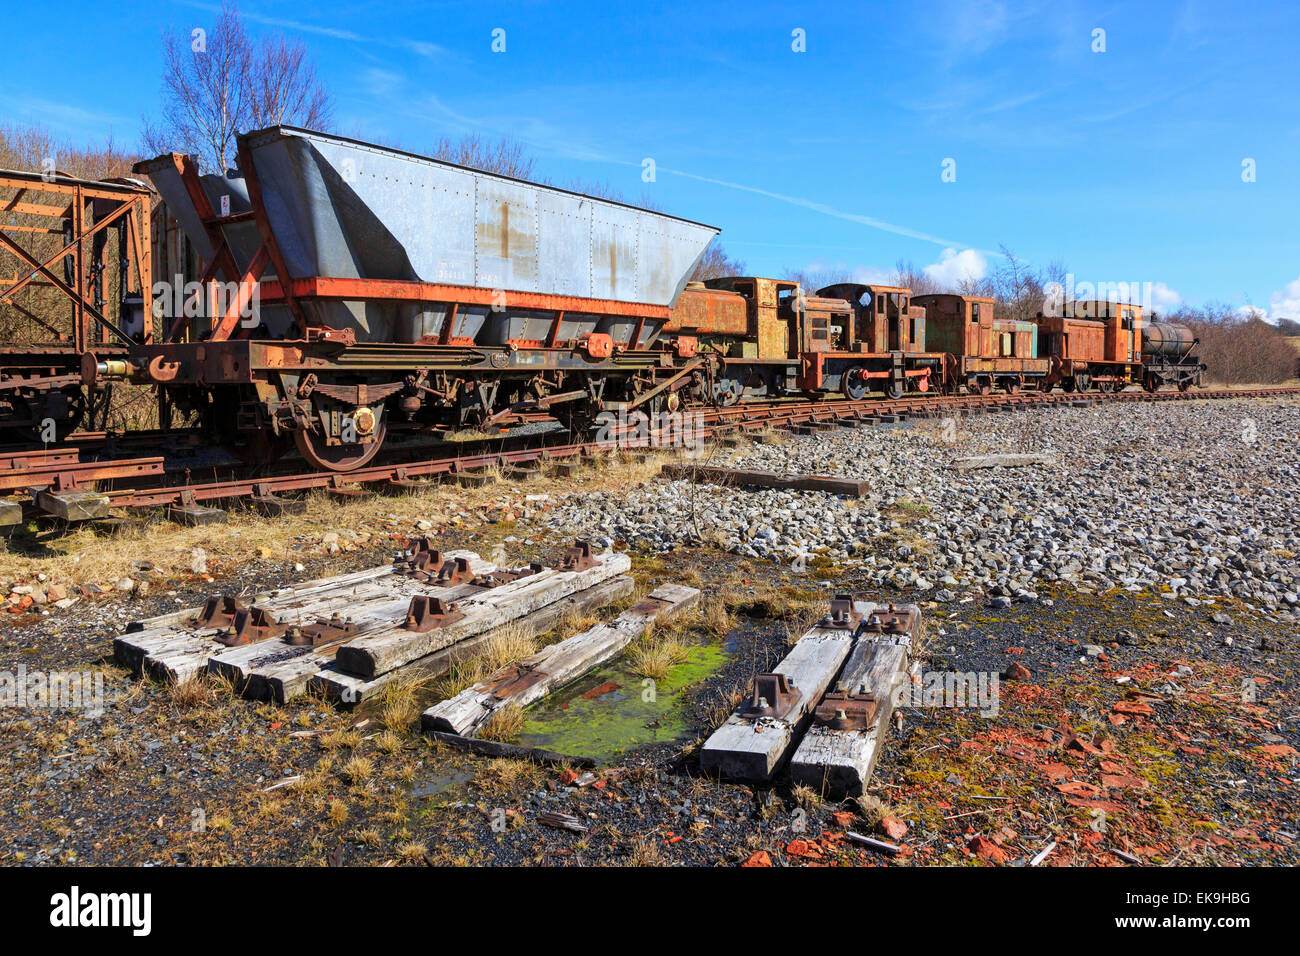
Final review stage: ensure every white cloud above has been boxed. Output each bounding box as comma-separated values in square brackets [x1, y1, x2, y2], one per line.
[1149, 282, 1182, 312]
[1268, 275, 1300, 321]
[923, 248, 987, 288]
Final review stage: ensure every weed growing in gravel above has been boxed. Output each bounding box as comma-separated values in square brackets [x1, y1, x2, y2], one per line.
[626, 837, 666, 866]
[696, 681, 745, 731]
[340, 755, 374, 784]
[327, 799, 348, 826]
[396, 841, 428, 864]
[791, 783, 820, 812]
[854, 793, 890, 828]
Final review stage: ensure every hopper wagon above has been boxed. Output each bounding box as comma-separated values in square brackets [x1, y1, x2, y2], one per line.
[97, 127, 718, 469]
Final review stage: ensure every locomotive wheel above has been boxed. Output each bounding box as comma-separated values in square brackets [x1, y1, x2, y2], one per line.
[841, 367, 868, 401]
[1061, 377, 1076, 393]
[1097, 380, 1114, 394]
[294, 421, 387, 472]
[885, 381, 905, 400]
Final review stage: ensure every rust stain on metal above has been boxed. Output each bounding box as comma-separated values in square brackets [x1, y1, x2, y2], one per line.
[812, 689, 881, 731]
[403, 594, 465, 632]
[556, 540, 596, 572]
[285, 614, 358, 647]
[863, 604, 920, 637]
[741, 672, 799, 721]
[214, 606, 283, 646]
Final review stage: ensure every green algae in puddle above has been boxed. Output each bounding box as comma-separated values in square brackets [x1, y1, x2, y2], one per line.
[517, 643, 727, 762]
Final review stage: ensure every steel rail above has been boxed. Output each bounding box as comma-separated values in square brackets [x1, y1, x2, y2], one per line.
[49, 383, 1292, 511]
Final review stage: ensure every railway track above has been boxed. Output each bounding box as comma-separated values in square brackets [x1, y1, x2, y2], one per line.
[0, 385, 1295, 525]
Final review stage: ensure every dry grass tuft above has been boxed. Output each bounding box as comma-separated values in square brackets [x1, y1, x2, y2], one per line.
[481, 621, 538, 671]
[430, 622, 539, 699]
[167, 675, 216, 710]
[626, 837, 666, 866]
[479, 705, 524, 743]
[628, 633, 691, 680]
[396, 841, 429, 864]
[791, 783, 820, 812]
[340, 755, 374, 783]
[854, 793, 889, 828]
[375, 673, 427, 733]
[475, 757, 542, 795]
[700, 595, 734, 638]
[696, 681, 745, 732]
[327, 799, 349, 826]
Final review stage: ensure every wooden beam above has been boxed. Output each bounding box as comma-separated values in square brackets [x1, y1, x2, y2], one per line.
[788, 604, 920, 797]
[423, 583, 700, 737]
[950, 453, 1057, 472]
[333, 551, 632, 680]
[207, 563, 496, 702]
[699, 600, 873, 781]
[427, 731, 596, 769]
[660, 462, 869, 497]
[112, 557, 466, 682]
[308, 574, 634, 705]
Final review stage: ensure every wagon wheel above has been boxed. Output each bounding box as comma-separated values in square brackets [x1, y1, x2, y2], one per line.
[1061, 377, 1077, 393]
[1143, 374, 1161, 393]
[1177, 379, 1192, 392]
[977, 380, 992, 396]
[295, 420, 387, 472]
[1005, 380, 1021, 395]
[712, 378, 743, 406]
[3, 388, 86, 443]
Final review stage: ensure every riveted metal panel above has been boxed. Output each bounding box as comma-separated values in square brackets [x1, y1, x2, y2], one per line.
[236, 126, 717, 309]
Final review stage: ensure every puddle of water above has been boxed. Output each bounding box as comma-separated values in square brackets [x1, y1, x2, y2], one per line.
[518, 642, 728, 762]
[410, 768, 475, 801]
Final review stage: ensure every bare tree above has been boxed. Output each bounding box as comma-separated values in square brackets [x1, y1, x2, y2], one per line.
[143, 1, 332, 172]
[892, 258, 942, 295]
[693, 240, 746, 281]
[430, 133, 536, 180]
[248, 34, 332, 130]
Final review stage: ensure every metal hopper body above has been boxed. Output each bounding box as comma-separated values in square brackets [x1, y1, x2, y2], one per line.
[141, 126, 718, 347]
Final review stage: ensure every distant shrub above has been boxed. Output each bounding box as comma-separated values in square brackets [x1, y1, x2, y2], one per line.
[1164, 304, 1297, 384]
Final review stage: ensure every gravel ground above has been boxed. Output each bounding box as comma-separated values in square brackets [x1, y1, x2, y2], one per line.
[0, 396, 1295, 866]
[544, 398, 1300, 616]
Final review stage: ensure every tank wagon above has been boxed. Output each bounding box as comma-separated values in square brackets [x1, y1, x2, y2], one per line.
[1139, 319, 1204, 392]
[105, 127, 718, 469]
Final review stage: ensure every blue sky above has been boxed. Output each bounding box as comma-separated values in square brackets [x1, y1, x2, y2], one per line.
[3, 0, 1298, 317]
